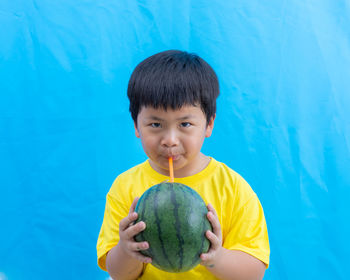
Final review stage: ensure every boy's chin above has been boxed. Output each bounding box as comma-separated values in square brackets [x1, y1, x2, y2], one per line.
[148, 159, 169, 173]
[150, 157, 184, 174]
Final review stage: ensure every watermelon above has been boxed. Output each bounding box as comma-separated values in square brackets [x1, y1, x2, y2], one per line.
[134, 182, 212, 273]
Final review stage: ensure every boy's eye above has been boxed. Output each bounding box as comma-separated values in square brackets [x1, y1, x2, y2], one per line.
[180, 122, 191, 128]
[150, 123, 161, 128]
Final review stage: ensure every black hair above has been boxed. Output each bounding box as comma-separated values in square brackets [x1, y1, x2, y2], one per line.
[127, 50, 219, 125]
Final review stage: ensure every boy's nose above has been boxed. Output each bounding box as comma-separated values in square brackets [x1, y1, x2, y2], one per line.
[161, 130, 179, 147]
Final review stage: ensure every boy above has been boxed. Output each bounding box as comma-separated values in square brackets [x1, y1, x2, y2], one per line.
[97, 50, 270, 280]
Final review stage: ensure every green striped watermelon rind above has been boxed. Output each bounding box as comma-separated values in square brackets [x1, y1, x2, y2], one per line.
[134, 182, 212, 273]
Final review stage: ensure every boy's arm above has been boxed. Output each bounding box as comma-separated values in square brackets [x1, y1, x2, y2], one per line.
[203, 247, 266, 280]
[106, 243, 143, 280]
[106, 198, 152, 280]
[201, 204, 266, 280]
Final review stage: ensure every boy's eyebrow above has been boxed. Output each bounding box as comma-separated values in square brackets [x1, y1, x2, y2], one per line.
[176, 115, 196, 120]
[144, 116, 163, 121]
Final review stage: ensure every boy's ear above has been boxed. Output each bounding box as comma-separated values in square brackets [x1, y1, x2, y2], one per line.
[205, 114, 216, 138]
[134, 122, 140, 138]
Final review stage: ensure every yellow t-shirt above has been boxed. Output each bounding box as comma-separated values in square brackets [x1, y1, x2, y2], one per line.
[97, 158, 270, 279]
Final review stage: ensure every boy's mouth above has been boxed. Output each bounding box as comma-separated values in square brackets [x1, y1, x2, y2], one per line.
[163, 153, 181, 161]
[169, 154, 181, 161]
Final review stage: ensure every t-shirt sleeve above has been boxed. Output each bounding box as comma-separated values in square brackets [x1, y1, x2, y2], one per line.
[96, 181, 130, 271]
[223, 193, 270, 267]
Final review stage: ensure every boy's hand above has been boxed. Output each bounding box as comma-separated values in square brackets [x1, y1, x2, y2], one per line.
[200, 203, 224, 268]
[118, 197, 152, 264]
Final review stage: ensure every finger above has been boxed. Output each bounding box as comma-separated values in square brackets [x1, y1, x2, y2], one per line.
[207, 211, 222, 239]
[129, 197, 140, 214]
[207, 203, 218, 218]
[200, 252, 211, 262]
[129, 241, 149, 252]
[124, 221, 146, 239]
[119, 212, 138, 231]
[200, 236, 219, 265]
[200, 252, 215, 266]
[205, 230, 220, 250]
[129, 251, 152, 264]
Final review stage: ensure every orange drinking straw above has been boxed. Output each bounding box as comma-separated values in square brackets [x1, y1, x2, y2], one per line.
[168, 157, 174, 183]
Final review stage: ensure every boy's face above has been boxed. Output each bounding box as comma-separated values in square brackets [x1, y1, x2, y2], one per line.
[135, 105, 215, 177]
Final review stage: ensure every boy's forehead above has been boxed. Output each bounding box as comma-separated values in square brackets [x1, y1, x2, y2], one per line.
[139, 105, 203, 118]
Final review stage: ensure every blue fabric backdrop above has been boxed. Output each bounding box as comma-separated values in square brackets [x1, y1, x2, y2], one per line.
[1, 1, 349, 279]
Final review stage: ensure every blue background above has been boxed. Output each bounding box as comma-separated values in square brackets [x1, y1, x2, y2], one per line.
[1, 1, 349, 279]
